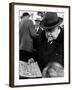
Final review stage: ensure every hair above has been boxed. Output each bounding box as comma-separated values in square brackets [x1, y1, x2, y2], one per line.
[21, 12, 30, 19]
[44, 62, 63, 77]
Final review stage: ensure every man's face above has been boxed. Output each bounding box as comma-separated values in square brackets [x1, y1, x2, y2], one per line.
[45, 26, 59, 41]
[35, 20, 40, 26]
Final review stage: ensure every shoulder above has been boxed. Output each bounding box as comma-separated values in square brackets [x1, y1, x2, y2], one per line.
[26, 19, 34, 27]
[56, 27, 64, 43]
[60, 27, 64, 35]
[60, 27, 64, 41]
[28, 19, 33, 23]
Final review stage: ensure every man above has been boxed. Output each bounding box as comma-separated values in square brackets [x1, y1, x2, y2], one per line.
[37, 12, 64, 77]
[33, 16, 43, 50]
[19, 12, 38, 61]
[34, 16, 43, 34]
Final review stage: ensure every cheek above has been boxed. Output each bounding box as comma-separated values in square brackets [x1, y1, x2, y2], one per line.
[45, 32, 48, 38]
[51, 33, 56, 38]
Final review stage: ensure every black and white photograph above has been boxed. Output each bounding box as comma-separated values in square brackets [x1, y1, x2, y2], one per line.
[19, 11, 64, 79]
[9, 3, 70, 87]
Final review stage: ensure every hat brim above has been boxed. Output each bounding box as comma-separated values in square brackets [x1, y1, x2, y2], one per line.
[42, 17, 63, 30]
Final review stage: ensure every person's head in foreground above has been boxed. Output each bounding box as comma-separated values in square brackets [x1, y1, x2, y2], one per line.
[42, 12, 63, 42]
[42, 62, 64, 77]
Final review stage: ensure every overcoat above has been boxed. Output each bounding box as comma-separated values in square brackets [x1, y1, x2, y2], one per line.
[19, 18, 37, 52]
[38, 27, 64, 71]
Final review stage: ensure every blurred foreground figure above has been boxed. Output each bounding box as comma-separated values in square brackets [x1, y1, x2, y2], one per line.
[38, 12, 64, 75]
[42, 62, 64, 77]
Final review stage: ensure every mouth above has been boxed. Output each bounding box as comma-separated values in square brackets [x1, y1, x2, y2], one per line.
[47, 36, 54, 43]
[48, 36, 53, 40]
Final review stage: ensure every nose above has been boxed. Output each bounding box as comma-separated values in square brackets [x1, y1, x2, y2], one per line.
[48, 32, 52, 36]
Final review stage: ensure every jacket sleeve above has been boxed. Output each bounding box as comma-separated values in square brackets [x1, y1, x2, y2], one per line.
[19, 22, 23, 46]
[28, 20, 39, 37]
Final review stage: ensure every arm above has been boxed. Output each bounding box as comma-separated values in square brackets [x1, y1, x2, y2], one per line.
[28, 20, 39, 37]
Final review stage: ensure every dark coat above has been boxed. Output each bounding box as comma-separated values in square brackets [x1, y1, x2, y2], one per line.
[38, 27, 64, 71]
[19, 18, 38, 52]
[36, 27, 43, 34]
[33, 27, 43, 50]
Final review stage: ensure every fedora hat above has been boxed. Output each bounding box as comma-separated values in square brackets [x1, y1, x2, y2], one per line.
[41, 12, 63, 31]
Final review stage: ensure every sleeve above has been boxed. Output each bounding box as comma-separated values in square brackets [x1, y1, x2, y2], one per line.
[19, 21, 24, 48]
[19, 22, 22, 45]
[28, 20, 39, 37]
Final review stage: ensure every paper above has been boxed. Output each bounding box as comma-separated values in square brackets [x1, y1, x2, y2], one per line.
[19, 61, 42, 78]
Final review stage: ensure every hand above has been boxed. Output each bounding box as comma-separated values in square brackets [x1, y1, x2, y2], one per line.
[28, 58, 34, 64]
